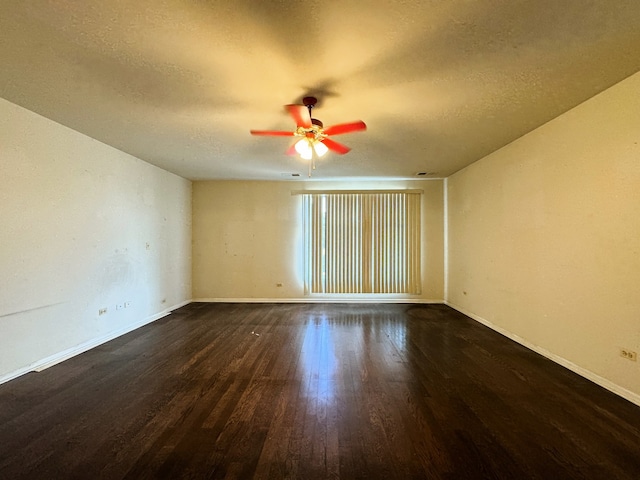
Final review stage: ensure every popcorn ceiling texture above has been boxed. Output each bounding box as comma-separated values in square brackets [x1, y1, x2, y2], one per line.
[1, 0, 640, 180]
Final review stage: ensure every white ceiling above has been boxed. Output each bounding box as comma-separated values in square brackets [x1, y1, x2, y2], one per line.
[2, 1, 640, 180]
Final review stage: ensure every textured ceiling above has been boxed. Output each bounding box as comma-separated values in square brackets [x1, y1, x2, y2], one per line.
[2, 0, 640, 180]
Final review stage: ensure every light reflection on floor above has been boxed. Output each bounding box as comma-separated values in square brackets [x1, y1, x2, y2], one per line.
[300, 315, 337, 404]
[299, 313, 408, 404]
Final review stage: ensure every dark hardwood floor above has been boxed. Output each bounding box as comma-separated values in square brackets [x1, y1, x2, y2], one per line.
[1, 303, 639, 479]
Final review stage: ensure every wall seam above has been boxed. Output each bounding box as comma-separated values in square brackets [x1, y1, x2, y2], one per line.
[443, 177, 449, 302]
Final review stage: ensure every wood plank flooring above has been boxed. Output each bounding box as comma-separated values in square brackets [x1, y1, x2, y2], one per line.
[1, 303, 639, 479]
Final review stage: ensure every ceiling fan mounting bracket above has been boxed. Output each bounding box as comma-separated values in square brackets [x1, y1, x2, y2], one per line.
[302, 96, 318, 120]
[302, 96, 318, 108]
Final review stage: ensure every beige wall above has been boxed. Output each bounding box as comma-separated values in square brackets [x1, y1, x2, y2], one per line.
[193, 179, 444, 301]
[0, 99, 192, 382]
[447, 72, 640, 402]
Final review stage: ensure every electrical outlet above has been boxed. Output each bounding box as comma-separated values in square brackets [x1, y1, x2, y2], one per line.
[124, 301, 131, 308]
[116, 303, 124, 311]
[98, 308, 107, 316]
[620, 348, 637, 361]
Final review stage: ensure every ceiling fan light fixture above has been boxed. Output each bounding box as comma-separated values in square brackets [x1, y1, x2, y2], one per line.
[295, 138, 312, 156]
[296, 139, 313, 160]
[313, 140, 328, 157]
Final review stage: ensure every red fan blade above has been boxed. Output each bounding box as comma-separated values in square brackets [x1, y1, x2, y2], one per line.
[286, 104, 312, 128]
[321, 137, 351, 154]
[323, 120, 367, 136]
[250, 130, 294, 136]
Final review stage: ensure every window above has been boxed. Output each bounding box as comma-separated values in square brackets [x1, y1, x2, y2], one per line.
[301, 191, 421, 294]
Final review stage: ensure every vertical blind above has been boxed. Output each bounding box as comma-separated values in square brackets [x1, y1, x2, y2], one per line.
[302, 191, 421, 294]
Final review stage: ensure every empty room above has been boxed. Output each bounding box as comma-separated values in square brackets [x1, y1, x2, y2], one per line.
[1, 1, 639, 478]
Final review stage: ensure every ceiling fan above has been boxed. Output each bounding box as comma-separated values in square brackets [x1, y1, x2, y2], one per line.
[250, 96, 366, 173]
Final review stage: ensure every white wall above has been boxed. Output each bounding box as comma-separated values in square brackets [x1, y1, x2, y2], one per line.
[447, 72, 640, 404]
[192, 179, 445, 302]
[0, 98, 192, 382]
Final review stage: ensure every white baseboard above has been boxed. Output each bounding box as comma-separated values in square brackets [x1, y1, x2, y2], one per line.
[446, 301, 640, 408]
[193, 297, 443, 304]
[0, 299, 191, 385]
